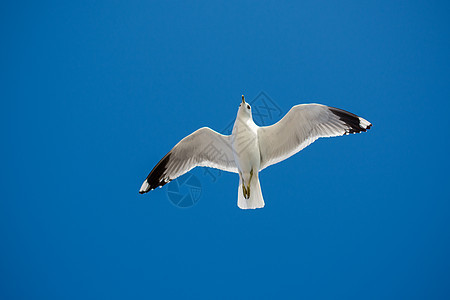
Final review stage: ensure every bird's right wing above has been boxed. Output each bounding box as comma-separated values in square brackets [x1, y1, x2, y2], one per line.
[139, 127, 237, 194]
[258, 104, 372, 170]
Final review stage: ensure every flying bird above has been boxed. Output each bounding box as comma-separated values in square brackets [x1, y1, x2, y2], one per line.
[139, 95, 372, 209]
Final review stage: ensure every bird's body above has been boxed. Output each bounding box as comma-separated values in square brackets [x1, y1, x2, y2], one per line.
[231, 106, 264, 208]
[139, 95, 372, 209]
[232, 115, 260, 175]
[231, 112, 260, 181]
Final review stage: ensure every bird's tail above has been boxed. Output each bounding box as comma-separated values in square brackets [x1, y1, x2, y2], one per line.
[238, 173, 265, 209]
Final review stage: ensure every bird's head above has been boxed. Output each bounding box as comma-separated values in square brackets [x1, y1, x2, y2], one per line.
[237, 95, 252, 119]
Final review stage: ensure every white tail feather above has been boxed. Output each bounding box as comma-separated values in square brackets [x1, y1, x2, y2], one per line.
[237, 174, 265, 209]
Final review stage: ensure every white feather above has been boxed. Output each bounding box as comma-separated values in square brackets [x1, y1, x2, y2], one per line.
[258, 104, 372, 171]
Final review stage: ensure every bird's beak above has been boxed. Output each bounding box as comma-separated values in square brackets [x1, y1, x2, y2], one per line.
[242, 95, 245, 104]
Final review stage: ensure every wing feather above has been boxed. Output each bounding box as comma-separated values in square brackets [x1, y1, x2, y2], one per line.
[140, 127, 237, 193]
[258, 104, 372, 170]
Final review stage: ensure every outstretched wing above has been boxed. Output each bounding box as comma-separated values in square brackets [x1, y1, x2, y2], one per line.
[139, 127, 237, 194]
[258, 104, 372, 170]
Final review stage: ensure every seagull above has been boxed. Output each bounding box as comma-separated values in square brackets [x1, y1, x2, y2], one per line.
[139, 95, 372, 209]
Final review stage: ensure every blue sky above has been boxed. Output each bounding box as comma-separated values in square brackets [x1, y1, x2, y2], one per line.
[1, 0, 450, 299]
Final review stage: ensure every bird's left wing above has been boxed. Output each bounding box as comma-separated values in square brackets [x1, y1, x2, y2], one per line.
[139, 127, 237, 194]
[258, 104, 372, 170]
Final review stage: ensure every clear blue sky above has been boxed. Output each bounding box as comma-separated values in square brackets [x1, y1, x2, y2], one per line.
[1, 0, 450, 299]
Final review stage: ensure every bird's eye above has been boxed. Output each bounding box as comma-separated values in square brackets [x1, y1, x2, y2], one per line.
[247, 105, 250, 109]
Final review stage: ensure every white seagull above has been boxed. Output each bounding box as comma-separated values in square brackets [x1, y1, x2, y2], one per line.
[139, 95, 372, 209]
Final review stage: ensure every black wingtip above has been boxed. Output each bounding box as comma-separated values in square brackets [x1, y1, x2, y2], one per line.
[329, 107, 371, 134]
[140, 152, 172, 193]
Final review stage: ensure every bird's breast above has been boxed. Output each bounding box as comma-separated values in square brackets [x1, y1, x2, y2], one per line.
[231, 119, 260, 173]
